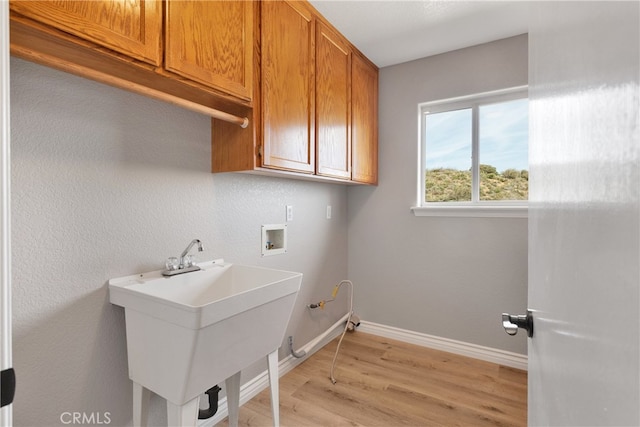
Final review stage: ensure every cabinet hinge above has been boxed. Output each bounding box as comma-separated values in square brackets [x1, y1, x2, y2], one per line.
[258, 145, 263, 157]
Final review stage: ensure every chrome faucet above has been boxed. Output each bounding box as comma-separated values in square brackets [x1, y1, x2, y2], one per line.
[180, 239, 204, 267]
[162, 239, 204, 276]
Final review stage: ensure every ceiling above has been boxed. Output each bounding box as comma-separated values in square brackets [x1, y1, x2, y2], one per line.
[308, 1, 531, 68]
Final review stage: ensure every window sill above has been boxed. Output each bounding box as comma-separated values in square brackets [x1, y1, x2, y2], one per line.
[411, 205, 528, 218]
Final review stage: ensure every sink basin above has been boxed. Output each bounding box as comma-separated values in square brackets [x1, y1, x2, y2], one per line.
[109, 259, 302, 406]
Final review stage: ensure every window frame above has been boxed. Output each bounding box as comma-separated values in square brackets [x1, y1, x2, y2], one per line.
[413, 86, 528, 218]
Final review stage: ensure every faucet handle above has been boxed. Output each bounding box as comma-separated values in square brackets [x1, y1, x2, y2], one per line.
[183, 255, 195, 268]
[165, 257, 179, 271]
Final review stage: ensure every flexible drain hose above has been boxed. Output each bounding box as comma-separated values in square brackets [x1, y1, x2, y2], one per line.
[329, 280, 354, 384]
[288, 280, 356, 384]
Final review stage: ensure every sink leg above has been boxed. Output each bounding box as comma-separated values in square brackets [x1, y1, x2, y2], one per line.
[225, 372, 241, 427]
[267, 350, 280, 427]
[132, 382, 151, 427]
[167, 396, 199, 427]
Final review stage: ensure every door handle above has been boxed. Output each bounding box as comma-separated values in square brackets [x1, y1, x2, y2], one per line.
[1, 368, 15, 407]
[502, 310, 533, 337]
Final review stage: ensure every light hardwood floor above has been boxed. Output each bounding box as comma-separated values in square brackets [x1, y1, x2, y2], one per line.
[216, 332, 527, 427]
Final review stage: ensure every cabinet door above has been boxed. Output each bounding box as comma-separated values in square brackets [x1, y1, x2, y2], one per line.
[315, 23, 351, 179]
[261, 0, 315, 173]
[10, 0, 161, 66]
[351, 54, 378, 184]
[165, 0, 253, 101]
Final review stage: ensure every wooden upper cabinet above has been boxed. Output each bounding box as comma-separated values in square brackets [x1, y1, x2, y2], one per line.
[351, 54, 378, 184]
[261, 0, 315, 174]
[10, 0, 162, 66]
[211, 0, 377, 185]
[165, 0, 253, 101]
[315, 22, 351, 180]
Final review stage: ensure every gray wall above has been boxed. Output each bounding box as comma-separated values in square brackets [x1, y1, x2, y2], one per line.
[347, 34, 529, 354]
[11, 58, 348, 426]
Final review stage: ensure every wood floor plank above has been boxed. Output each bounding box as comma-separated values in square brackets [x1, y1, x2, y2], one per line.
[246, 389, 361, 427]
[215, 332, 527, 427]
[334, 359, 526, 423]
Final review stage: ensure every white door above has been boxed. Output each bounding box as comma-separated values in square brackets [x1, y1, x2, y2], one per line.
[526, 2, 639, 425]
[0, 0, 13, 425]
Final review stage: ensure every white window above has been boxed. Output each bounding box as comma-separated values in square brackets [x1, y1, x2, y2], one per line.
[412, 87, 528, 218]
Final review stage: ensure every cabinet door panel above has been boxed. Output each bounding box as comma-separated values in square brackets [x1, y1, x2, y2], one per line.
[10, 0, 161, 65]
[351, 54, 378, 184]
[261, 0, 315, 173]
[316, 23, 351, 179]
[165, 0, 253, 101]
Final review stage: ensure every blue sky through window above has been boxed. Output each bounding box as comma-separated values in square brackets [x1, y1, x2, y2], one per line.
[425, 108, 472, 171]
[425, 98, 528, 172]
[479, 98, 528, 171]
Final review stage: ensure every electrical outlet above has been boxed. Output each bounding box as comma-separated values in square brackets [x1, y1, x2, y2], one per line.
[326, 205, 332, 219]
[286, 205, 293, 222]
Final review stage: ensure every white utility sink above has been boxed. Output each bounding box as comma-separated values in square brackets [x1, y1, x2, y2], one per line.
[109, 259, 302, 427]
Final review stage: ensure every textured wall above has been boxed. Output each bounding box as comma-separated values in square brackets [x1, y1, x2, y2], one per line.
[348, 34, 529, 354]
[10, 58, 348, 426]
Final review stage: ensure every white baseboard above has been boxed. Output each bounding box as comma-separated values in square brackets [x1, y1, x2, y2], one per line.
[198, 320, 526, 426]
[358, 320, 528, 371]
